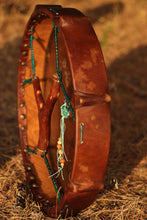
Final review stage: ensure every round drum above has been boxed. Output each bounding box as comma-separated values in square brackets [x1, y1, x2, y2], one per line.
[17, 5, 111, 218]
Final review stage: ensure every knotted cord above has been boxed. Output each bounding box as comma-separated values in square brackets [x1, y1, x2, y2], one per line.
[52, 19, 75, 120]
[56, 103, 69, 179]
[30, 27, 36, 78]
[23, 27, 36, 85]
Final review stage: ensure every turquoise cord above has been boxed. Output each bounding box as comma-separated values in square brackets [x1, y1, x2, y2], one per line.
[81, 123, 84, 143]
[27, 147, 61, 202]
[22, 27, 36, 85]
[23, 78, 32, 85]
[41, 153, 61, 202]
[52, 20, 75, 120]
[23, 15, 76, 201]
[30, 27, 36, 78]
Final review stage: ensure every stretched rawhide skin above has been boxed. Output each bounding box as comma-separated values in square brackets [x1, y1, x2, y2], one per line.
[17, 5, 111, 218]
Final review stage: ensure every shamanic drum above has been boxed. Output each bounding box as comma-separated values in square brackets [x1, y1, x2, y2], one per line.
[17, 5, 111, 218]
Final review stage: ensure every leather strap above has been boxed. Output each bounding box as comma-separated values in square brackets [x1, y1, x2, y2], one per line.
[17, 5, 111, 218]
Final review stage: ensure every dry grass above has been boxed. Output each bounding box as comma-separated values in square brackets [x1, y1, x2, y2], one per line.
[0, 0, 147, 219]
[0, 154, 146, 219]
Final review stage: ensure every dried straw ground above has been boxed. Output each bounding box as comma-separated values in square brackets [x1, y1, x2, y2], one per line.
[0, 0, 147, 219]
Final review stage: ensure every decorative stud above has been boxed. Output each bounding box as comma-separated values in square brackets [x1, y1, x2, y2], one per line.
[19, 103, 25, 108]
[33, 19, 37, 23]
[24, 148, 28, 153]
[21, 61, 25, 66]
[26, 166, 32, 171]
[20, 82, 24, 87]
[24, 43, 29, 48]
[32, 183, 37, 188]
[21, 126, 26, 131]
[20, 114, 26, 119]
[22, 51, 28, 56]
[38, 195, 43, 199]
[30, 175, 35, 180]
[104, 94, 111, 103]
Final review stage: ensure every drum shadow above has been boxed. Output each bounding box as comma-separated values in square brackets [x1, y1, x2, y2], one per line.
[85, 1, 124, 24]
[105, 45, 147, 185]
[0, 38, 21, 167]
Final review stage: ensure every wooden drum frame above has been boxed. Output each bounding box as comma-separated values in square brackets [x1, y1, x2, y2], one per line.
[17, 5, 111, 218]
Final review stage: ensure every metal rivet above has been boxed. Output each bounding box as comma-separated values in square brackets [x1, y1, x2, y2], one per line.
[21, 126, 26, 130]
[24, 43, 29, 48]
[32, 183, 37, 187]
[21, 62, 25, 66]
[20, 114, 26, 119]
[27, 167, 31, 171]
[24, 148, 28, 153]
[20, 82, 24, 86]
[19, 103, 25, 108]
[30, 175, 35, 180]
[22, 51, 28, 56]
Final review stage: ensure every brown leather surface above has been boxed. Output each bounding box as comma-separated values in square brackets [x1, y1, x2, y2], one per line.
[17, 5, 111, 218]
